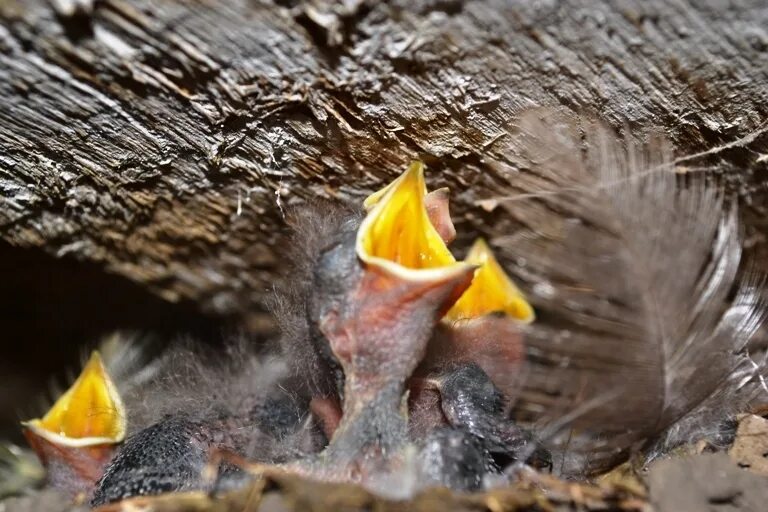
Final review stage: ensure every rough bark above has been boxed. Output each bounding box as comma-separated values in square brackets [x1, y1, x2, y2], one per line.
[1, 0, 767, 328]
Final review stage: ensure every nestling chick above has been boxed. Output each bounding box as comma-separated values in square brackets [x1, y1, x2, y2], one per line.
[89, 339, 322, 505]
[277, 162, 539, 488]
[21, 352, 126, 499]
[21, 336, 323, 505]
[305, 163, 477, 479]
[431, 363, 551, 470]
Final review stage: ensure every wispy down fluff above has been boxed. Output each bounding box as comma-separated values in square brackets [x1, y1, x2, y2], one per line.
[117, 338, 283, 430]
[492, 109, 767, 474]
[103, 334, 322, 463]
[269, 200, 362, 398]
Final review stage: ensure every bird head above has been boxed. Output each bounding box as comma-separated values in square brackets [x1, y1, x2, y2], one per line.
[312, 162, 476, 398]
[432, 362, 506, 420]
[444, 238, 534, 324]
[426, 237, 534, 404]
[22, 352, 125, 497]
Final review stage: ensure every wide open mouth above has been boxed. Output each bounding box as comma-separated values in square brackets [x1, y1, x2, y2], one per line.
[445, 238, 535, 323]
[22, 352, 126, 447]
[356, 161, 474, 289]
[359, 161, 534, 323]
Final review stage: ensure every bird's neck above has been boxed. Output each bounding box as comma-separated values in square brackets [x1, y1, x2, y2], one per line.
[325, 378, 408, 469]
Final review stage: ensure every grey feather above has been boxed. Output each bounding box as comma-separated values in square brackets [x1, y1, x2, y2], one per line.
[491, 109, 767, 474]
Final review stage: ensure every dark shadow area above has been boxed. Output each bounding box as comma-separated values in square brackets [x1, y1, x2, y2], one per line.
[0, 241, 236, 443]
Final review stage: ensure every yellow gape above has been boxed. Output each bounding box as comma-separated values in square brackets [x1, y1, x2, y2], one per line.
[362, 161, 534, 324]
[357, 161, 470, 281]
[23, 352, 126, 447]
[446, 238, 535, 323]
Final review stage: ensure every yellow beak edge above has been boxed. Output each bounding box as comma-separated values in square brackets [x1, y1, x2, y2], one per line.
[361, 161, 534, 324]
[357, 161, 474, 284]
[22, 352, 126, 448]
[446, 238, 535, 323]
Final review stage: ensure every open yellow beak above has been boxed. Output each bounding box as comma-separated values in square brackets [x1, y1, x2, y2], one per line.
[362, 163, 427, 211]
[357, 161, 473, 285]
[364, 166, 456, 244]
[22, 352, 126, 447]
[360, 162, 533, 323]
[445, 238, 535, 323]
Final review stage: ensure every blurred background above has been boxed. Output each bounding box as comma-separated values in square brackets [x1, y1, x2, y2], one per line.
[0, 241, 236, 444]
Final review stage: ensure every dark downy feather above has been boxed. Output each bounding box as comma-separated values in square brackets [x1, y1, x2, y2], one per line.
[116, 336, 321, 463]
[269, 200, 362, 399]
[490, 109, 767, 475]
[88, 334, 325, 505]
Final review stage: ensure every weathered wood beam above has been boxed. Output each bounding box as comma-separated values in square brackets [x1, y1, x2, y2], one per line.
[1, 0, 766, 327]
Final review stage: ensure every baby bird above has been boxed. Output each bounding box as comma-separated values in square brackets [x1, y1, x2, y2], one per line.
[22, 337, 323, 506]
[288, 162, 539, 485]
[429, 363, 551, 471]
[305, 163, 477, 479]
[21, 352, 126, 500]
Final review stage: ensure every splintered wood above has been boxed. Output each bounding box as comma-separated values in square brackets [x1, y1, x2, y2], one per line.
[92, 471, 645, 512]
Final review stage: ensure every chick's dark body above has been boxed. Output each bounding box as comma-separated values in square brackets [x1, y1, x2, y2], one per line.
[437, 364, 551, 471]
[91, 395, 315, 506]
[418, 427, 495, 491]
[90, 416, 211, 506]
[440, 364, 506, 439]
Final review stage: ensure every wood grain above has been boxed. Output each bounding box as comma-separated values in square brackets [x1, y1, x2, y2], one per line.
[1, 0, 766, 328]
